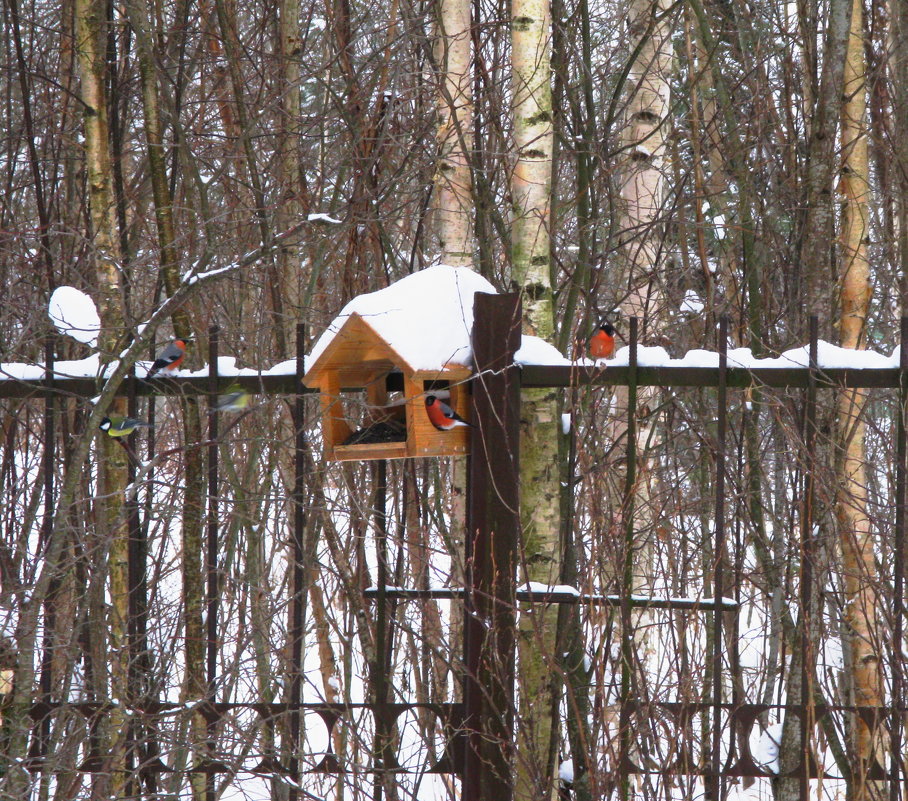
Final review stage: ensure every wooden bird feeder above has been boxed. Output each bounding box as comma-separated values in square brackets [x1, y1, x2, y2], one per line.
[303, 313, 471, 461]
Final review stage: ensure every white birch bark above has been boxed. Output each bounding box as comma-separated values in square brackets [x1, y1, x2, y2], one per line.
[434, 0, 473, 264]
[609, 0, 671, 777]
[510, 0, 561, 798]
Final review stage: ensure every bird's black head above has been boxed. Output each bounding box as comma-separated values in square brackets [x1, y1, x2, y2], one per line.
[99, 417, 111, 430]
[425, 395, 436, 406]
[600, 322, 615, 336]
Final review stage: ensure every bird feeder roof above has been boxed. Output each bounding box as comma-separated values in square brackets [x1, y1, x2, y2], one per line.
[305, 264, 497, 380]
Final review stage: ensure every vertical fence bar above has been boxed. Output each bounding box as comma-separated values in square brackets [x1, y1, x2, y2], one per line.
[32, 336, 55, 767]
[127, 361, 145, 686]
[125, 358, 139, 785]
[619, 317, 638, 801]
[206, 327, 219, 696]
[144, 337, 157, 556]
[799, 317, 819, 801]
[463, 292, 521, 801]
[206, 328, 219, 801]
[373, 459, 389, 801]
[141, 339, 161, 792]
[892, 316, 908, 801]
[289, 323, 307, 801]
[731, 378, 745, 764]
[710, 318, 727, 801]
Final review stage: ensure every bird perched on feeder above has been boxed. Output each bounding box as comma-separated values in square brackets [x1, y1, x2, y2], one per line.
[211, 384, 250, 413]
[425, 395, 471, 431]
[99, 416, 154, 437]
[589, 322, 616, 361]
[146, 339, 188, 379]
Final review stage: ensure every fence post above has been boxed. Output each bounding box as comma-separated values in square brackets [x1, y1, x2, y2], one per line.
[463, 292, 521, 800]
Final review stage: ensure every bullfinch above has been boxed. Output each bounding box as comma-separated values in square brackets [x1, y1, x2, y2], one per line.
[589, 322, 616, 360]
[425, 395, 470, 431]
[146, 339, 188, 379]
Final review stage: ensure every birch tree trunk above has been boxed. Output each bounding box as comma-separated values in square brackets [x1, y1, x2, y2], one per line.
[510, 0, 561, 798]
[836, 1, 884, 795]
[74, 0, 129, 794]
[609, 0, 672, 784]
[615, 0, 671, 672]
[432, 0, 473, 719]
[433, 0, 472, 265]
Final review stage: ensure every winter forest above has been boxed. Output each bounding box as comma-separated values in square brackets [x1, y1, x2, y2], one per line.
[1, 0, 907, 797]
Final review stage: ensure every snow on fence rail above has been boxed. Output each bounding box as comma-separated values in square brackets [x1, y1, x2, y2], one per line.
[2, 355, 908, 399]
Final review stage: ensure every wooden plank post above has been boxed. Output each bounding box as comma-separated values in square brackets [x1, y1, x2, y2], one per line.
[464, 292, 521, 800]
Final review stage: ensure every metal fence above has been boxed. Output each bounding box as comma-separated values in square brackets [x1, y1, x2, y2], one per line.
[2, 299, 907, 801]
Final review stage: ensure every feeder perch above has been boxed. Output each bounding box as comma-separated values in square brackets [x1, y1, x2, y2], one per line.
[304, 313, 471, 461]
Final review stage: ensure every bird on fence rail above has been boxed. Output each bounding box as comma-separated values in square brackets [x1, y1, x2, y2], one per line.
[211, 384, 250, 413]
[589, 322, 616, 361]
[425, 395, 471, 431]
[99, 416, 155, 437]
[146, 339, 188, 379]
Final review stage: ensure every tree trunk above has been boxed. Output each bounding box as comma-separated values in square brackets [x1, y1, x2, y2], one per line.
[433, 0, 473, 265]
[74, 0, 130, 795]
[797, 0, 853, 337]
[510, 0, 561, 798]
[612, 0, 671, 787]
[837, 0, 885, 794]
[275, 0, 306, 352]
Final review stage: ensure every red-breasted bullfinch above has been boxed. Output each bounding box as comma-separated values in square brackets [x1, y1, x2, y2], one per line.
[146, 339, 188, 379]
[425, 395, 471, 431]
[589, 323, 616, 360]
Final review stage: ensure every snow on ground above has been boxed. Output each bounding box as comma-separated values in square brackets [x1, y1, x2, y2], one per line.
[48, 286, 101, 347]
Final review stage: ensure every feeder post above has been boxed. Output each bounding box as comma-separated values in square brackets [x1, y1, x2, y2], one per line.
[463, 292, 521, 800]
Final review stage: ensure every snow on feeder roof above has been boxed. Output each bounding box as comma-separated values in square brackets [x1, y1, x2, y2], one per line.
[306, 264, 497, 376]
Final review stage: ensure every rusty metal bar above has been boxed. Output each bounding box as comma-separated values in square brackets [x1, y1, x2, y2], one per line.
[3, 364, 908, 401]
[731, 372, 745, 772]
[521, 364, 905, 389]
[206, 328, 220, 801]
[32, 336, 55, 767]
[126, 359, 144, 694]
[206, 327, 219, 697]
[124, 360, 142, 788]
[463, 292, 521, 801]
[619, 317, 638, 801]
[710, 318, 727, 801]
[364, 587, 737, 609]
[799, 317, 819, 801]
[372, 458, 390, 801]
[893, 316, 908, 801]
[288, 322, 308, 801]
[0, 372, 305, 400]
